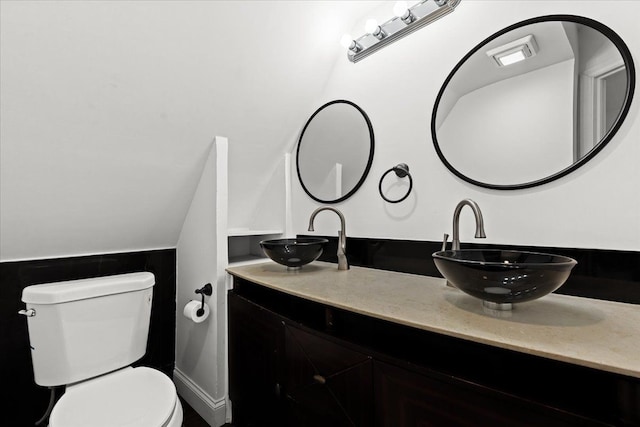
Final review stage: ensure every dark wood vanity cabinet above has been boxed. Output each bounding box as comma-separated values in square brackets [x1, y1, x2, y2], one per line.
[283, 325, 373, 426]
[228, 290, 283, 426]
[229, 291, 372, 427]
[228, 278, 639, 427]
[373, 361, 590, 427]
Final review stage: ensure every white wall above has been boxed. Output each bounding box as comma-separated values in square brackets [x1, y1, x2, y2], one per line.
[0, 1, 214, 260]
[292, 0, 640, 251]
[175, 137, 228, 426]
[0, 0, 381, 261]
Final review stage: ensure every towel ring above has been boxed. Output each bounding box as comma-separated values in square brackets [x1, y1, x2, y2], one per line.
[379, 163, 413, 203]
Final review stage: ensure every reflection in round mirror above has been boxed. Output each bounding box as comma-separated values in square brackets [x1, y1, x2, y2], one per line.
[432, 15, 635, 190]
[297, 100, 374, 203]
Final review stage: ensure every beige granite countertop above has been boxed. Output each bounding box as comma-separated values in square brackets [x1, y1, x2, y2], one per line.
[227, 261, 640, 379]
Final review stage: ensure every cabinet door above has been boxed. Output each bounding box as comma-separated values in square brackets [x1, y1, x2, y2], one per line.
[284, 324, 373, 427]
[374, 361, 606, 427]
[228, 292, 283, 427]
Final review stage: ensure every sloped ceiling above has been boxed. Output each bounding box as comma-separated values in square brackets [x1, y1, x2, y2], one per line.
[0, 0, 380, 261]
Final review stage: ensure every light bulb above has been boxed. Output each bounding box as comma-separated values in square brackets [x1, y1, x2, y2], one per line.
[365, 19, 379, 34]
[393, 1, 409, 18]
[340, 34, 354, 49]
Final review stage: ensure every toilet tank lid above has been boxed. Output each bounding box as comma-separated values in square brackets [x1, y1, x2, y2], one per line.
[22, 272, 155, 305]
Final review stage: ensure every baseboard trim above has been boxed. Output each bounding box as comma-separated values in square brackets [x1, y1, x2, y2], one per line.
[174, 368, 227, 427]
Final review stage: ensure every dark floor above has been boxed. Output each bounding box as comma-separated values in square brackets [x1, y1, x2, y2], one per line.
[181, 397, 232, 427]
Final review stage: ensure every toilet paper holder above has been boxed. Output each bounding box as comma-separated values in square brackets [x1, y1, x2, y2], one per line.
[195, 283, 212, 317]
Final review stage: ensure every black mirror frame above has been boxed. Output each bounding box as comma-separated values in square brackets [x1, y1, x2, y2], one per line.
[296, 99, 375, 204]
[431, 14, 636, 190]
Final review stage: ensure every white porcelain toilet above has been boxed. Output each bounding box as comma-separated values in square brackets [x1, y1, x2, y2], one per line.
[21, 272, 183, 427]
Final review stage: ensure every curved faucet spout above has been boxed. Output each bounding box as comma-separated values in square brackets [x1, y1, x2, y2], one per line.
[452, 199, 486, 251]
[308, 207, 349, 270]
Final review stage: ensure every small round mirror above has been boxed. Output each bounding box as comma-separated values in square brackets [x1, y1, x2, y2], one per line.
[432, 15, 635, 189]
[297, 100, 374, 203]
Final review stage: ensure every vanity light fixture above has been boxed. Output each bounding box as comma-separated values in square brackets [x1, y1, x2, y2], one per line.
[486, 34, 538, 67]
[342, 0, 461, 63]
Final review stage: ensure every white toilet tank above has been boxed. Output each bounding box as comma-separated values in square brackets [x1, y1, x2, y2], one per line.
[21, 272, 155, 387]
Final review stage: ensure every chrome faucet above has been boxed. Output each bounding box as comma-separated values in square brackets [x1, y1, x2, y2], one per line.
[451, 199, 486, 250]
[308, 207, 349, 270]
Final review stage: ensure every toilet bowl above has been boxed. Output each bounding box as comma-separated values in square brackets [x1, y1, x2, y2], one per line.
[20, 272, 183, 427]
[49, 367, 183, 427]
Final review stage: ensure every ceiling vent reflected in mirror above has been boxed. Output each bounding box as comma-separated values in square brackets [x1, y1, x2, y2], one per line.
[487, 34, 538, 67]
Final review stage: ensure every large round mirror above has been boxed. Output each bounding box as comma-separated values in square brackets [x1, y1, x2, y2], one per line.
[432, 15, 635, 190]
[297, 100, 374, 203]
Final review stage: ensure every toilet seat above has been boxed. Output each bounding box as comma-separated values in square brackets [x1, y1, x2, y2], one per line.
[49, 367, 178, 427]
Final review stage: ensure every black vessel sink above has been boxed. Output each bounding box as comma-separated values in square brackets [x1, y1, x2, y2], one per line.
[260, 238, 329, 269]
[433, 249, 577, 309]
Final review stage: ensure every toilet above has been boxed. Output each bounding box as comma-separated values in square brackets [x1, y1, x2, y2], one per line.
[21, 272, 183, 427]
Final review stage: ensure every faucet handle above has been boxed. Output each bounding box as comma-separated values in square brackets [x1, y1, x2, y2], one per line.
[441, 233, 449, 251]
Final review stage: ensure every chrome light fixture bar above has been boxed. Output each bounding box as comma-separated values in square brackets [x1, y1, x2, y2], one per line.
[346, 0, 461, 63]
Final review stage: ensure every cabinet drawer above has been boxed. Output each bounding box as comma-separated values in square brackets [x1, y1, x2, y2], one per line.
[284, 324, 373, 427]
[374, 361, 607, 427]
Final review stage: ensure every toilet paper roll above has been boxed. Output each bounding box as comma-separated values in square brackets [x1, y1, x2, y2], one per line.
[183, 300, 210, 323]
